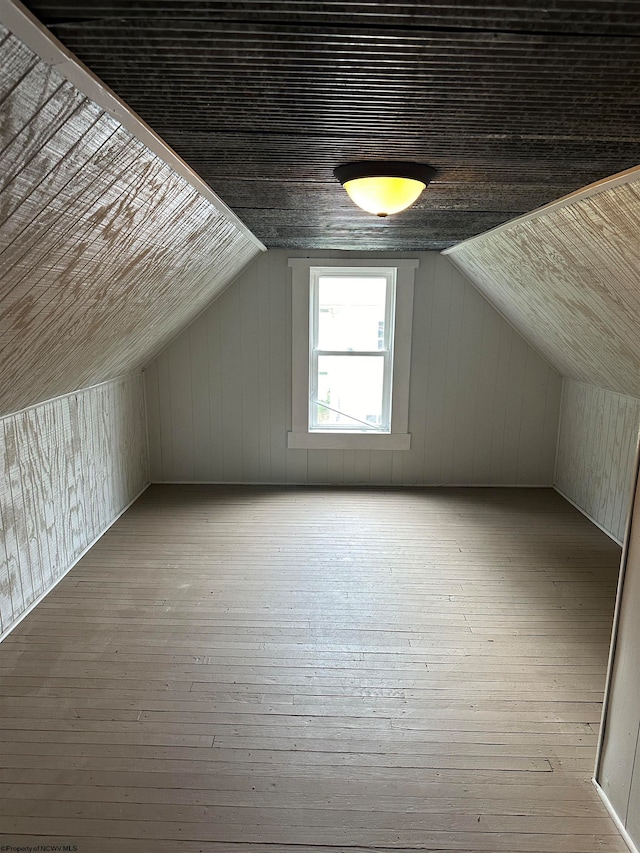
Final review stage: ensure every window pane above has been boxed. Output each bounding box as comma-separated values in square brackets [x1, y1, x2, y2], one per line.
[317, 276, 387, 351]
[313, 355, 386, 430]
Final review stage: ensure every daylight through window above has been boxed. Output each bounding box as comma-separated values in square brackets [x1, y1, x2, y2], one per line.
[309, 270, 396, 433]
[288, 257, 416, 451]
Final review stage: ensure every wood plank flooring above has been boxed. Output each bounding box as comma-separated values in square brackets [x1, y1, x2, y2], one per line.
[0, 485, 628, 852]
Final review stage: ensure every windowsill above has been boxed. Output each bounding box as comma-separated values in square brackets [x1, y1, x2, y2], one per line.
[287, 431, 411, 450]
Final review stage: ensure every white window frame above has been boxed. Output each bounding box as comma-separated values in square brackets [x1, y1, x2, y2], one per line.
[288, 258, 417, 450]
[309, 266, 395, 433]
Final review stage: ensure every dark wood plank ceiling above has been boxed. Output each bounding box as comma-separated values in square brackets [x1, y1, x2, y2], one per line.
[19, 1, 640, 250]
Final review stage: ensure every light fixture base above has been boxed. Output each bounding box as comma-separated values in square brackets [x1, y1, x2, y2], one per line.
[334, 161, 436, 216]
[334, 161, 436, 186]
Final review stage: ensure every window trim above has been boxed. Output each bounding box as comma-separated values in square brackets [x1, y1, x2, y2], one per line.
[288, 258, 417, 450]
[309, 266, 395, 433]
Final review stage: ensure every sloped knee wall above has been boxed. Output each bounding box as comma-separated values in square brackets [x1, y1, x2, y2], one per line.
[0, 373, 149, 636]
[555, 380, 640, 543]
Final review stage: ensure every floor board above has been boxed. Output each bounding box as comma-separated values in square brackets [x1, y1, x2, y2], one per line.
[0, 485, 627, 852]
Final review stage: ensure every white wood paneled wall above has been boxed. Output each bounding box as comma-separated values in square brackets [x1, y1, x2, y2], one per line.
[596, 452, 640, 851]
[0, 372, 148, 636]
[555, 380, 640, 543]
[145, 251, 562, 485]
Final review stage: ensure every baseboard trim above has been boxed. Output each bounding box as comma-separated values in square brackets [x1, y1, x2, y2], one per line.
[151, 480, 554, 488]
[593, 780, 638, 853]
[554, 486, 623, 545]
[0, 482, 150, 644]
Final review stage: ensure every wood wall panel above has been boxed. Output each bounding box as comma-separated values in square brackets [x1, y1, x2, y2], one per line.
[597, 458, 640, 852]
[145, 251, 562, 486]
[0, 373, 148, 637]
[555, 381, 640, 544]
[445, 175, 640, 399]
[0, 25, 262, 417]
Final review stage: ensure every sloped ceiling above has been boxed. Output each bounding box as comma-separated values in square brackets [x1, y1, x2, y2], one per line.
[16, 0, 640, 251]
[0, 22, 263, 416]
[445, 171, 640, 398]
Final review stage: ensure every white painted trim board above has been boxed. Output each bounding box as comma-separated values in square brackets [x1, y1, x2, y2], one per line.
[593, 780, 639, 853]
[150, 480, 554, 487]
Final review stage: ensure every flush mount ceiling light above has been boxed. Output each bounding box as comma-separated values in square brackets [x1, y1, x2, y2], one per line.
[334, 161, 437, 217]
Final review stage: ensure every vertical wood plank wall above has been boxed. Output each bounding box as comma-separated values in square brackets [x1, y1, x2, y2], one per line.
[555, 380, 640, 543]
[145, 251, 562, 485]
[597, 459, 640, 849]
[0, 372, 148, 636]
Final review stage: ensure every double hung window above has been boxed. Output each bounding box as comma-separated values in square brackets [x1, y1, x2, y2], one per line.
[289, 258, 417, 450]
[310, 268, 395, 433]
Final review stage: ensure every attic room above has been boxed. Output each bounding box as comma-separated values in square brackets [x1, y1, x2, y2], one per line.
[2, 0, 640, 850]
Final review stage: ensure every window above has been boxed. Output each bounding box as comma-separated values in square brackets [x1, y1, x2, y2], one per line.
[310, 269, 395, 432]
[289, 258, 417, 450]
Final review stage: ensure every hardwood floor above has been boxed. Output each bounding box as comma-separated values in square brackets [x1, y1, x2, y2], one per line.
[0, 485, 628, 852]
